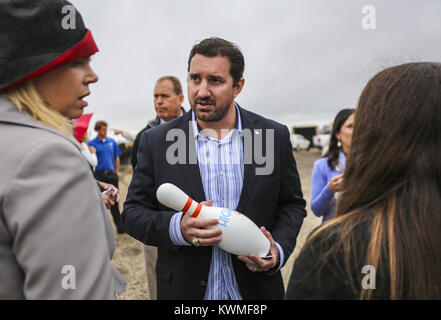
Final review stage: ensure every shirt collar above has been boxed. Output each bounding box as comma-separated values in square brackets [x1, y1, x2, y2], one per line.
[191, 102, 243, 139]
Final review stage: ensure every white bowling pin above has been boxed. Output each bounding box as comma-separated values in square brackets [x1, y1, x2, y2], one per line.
[156, 183, 270, 257]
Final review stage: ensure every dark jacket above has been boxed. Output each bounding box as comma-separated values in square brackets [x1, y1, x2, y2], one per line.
[122, 105, 306, 299]
[285, 220, 392, 299]
[131, 107, 186, 168]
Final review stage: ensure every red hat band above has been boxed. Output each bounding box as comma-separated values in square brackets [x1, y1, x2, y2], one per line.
[3, 30, 98, 90]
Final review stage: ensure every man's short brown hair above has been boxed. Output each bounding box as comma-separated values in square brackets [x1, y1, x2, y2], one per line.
[94, 120, 107, 131]
[156, 76, 183, 96]
[187, 37, 245, 86]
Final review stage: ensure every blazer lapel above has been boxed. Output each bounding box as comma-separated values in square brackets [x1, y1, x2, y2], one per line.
[176, 113, 206, 202]
[236, 106, 257, 213]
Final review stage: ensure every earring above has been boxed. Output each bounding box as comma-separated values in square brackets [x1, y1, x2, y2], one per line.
[337, 139, 342, 148]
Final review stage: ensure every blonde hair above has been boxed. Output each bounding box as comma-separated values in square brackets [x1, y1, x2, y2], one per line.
[2, 81, 73, 136]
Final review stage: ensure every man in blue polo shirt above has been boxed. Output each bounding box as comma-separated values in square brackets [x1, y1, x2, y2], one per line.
[88, 120, 124, 233]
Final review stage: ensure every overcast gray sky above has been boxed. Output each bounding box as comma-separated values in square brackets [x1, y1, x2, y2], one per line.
[71, 0, 441, 136]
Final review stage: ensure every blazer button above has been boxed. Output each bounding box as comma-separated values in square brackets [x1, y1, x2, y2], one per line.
[200, 281, 207, 287]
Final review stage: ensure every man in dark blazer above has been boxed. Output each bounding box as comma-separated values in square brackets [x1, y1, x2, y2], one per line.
[131, 76, 186, 300]
[131, 76, 186, 169]
[122, 37, 306, 300]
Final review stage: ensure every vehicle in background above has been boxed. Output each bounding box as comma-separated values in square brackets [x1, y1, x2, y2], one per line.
[313, 134, 330, 155]
[290, 134, 311, 151]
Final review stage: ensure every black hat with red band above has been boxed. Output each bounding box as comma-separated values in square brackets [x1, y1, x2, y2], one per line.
[0, 0, 98, 90]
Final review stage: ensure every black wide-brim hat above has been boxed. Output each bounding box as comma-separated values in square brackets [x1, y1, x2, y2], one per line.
[0, 0, 98, 90]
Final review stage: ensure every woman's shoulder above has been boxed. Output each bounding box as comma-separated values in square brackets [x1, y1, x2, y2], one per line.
[305, 216, 372, 257]
[3, 122, 77, 157]
[6, 118, 77, 148]
[306, 219, 341, 246]
[3, 124, 83, 176]
[287, 215, 374, 300]
[314, 156, 329, 165]
[313, 156, 331, 171]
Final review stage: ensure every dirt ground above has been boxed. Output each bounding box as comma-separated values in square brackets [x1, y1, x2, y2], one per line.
[111, 149, 322, 300]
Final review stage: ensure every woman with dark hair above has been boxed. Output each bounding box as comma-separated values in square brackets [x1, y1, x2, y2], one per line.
[286, 62, 441, 299]
[310, 109, 355, 223]
[0, 1, 125, 299]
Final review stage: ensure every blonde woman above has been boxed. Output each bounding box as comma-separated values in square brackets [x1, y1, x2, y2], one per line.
[0, 1, 125, 299]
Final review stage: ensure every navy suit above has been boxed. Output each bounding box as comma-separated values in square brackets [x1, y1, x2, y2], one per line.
[122, 105, 306, 299]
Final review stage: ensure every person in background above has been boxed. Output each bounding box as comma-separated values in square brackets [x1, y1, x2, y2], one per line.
[73, 113, 119, 209]
[115, 76, 186, 300]
[130, 76, 186, 169]
[112, 128, 136, 142]
[310, 109, 355, 224]
[80, 132, 98, 168]
[73, 113, 97, 170]
[88, 121, 124, 234]
[286, 62, 441, 299]
[0, 0, 125, 299]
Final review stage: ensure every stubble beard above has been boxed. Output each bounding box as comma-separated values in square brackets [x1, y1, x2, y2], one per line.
[191, 96, 234, 123]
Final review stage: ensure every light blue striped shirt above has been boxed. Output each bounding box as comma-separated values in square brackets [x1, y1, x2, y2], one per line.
[168, 104, 284, 300]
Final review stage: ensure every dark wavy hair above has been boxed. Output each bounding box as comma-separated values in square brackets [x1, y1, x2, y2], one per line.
[323, 108, 355, 169]
[187, 37, 245, 86]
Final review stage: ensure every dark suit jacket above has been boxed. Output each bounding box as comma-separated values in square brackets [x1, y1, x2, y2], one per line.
[122, 105, 306, 299]
[131, 107, 186, 168]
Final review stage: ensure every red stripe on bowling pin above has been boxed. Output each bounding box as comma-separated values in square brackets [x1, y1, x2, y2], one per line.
[191, 204, 203, 218]
[182, 197, 193, 213]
